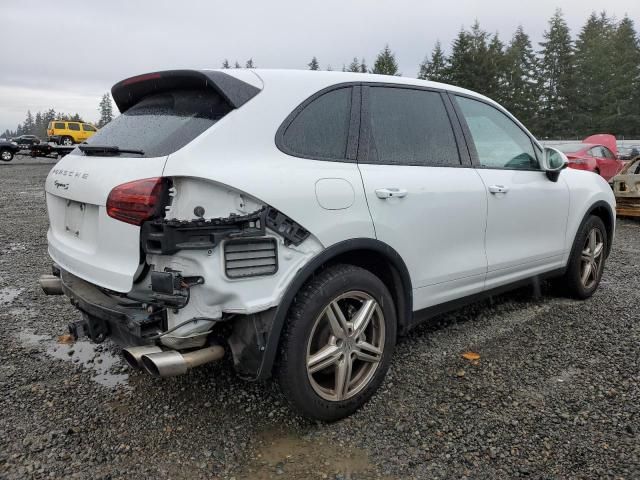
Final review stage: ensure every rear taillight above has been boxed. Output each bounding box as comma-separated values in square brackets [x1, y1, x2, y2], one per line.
[106, 177, 169, 226]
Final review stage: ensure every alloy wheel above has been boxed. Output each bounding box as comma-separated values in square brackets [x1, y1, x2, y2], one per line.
[1, 150, 11, 160]
[580, 228, 604, 289]
[306, 291, 385, 402]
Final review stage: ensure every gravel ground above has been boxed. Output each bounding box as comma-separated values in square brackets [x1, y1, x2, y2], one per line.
[0, 163, 638, 479]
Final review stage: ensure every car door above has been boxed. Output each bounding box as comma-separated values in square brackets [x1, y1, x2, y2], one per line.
[600, 146, 622, 179]
[452, 94, 569, 290]
[67, 123, 81, 142]
[357, 85, 488, 311]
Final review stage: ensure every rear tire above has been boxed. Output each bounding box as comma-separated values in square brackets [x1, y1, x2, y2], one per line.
[61, 136, 74, 146]
[277, 264, 397, 422]
[557, 215, 607, 299]
[0, 149, 14, 161]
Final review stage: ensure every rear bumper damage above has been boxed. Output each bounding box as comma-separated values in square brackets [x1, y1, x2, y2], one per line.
[40, 266, 278, 380]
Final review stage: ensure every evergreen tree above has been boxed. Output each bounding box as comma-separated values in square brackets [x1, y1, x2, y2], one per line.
[501, 25, 539, 127]
[537, 9, 575, 138]
[359, 58, 368, 73]
[326, 65, 333, 71]
[98, 93, 114, 128]
[221, 59, 230, 69]
[23, 111, 35, 135]
[446, 22, 504, 99]
[347, 57, 360, 72]
[418, 41, 448, 81]
[372, 44, 399, 75]
[573, 12, 616, 136]
[606, 16, 640, 136]
[308, 56, 319, 70]
[234, 61, 241, 68]
[245, 58, 255, 68]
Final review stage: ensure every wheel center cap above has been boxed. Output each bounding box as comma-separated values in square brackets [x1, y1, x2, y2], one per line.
[344, 338, 355, 351]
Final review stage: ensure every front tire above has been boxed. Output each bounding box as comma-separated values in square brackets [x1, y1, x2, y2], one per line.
[0, 149, 14, 161]
[61, 136, 74, 146]
[560, 215, 608, 299]
[277, 264, 397, 421]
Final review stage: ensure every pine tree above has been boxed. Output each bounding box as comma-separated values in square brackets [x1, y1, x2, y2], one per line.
[308, 56, 319, 70]
[606, 16, 640, 136]
[359, 58, 367, 73]
[418, 41, 448, 81]
[573, 12, 616, 136]
[326, 65, 333, 71]
[537, 9, 576, 138]
[234, 61, 241, 68]
[446, 22, 503, 99]
[23, 111, 35, 135]
[221, 59, 230, 69]
[502, 25, 539, 129]
[372, 45, 399, 75]
[347, 57, 360, 72]
[98, 93, 114, 128]
[245, 58, 255, 68]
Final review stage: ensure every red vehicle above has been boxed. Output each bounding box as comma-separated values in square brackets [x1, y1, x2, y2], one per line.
[552, 134, 624, 181]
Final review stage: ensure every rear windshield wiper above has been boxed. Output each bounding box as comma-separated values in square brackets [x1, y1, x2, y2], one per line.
[79, 145, 145, 156]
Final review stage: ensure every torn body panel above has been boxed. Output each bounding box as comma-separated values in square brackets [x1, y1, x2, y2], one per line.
[140, 177, 323, 348]
[613, 158, 640, 217]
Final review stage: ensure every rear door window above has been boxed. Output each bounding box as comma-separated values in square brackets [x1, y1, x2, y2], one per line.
[280, 87, 352, 160]
[365, 87, 460, 166]
[76, 89, 232, 158]
[68, 123, 80, 131]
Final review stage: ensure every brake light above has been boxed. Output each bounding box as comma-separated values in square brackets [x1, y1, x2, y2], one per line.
[106, 177, 169, 226]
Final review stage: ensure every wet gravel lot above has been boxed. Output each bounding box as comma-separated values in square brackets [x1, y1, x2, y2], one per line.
[1, 161, 638, 479]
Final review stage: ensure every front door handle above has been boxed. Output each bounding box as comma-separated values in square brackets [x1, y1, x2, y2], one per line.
[488, 185, 509, 194]
[375, 188, 408, 199]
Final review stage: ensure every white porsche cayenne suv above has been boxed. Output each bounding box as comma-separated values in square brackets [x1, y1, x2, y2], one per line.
[40, 69, 615, 421]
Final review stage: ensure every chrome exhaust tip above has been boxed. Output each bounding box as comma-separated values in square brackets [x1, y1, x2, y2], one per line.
[141, 345, 225, 377]
[121, 345, 164, 369]
[39, 274, 63, 295]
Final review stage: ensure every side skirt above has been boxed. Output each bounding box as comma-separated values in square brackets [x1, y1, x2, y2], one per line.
[409, 268, 566, 329]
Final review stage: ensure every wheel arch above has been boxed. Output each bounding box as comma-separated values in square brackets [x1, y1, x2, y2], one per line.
[256, 238, 413, 380]
[585, 200, 615, 256]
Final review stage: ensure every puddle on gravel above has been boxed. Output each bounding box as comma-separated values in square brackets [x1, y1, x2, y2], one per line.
[18, 330, 128, 388]
[0, 287, 23, 305]
[237, 429, 389, 480]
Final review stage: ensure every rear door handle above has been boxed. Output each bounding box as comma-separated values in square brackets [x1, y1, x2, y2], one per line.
[488, 185, 509, 194]
[375, 188, 408, 199]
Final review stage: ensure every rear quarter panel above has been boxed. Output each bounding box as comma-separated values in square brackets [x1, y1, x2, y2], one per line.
[161, 75, 376, 248]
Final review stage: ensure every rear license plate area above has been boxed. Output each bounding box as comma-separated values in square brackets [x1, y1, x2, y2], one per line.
[64, 200, 85, 237]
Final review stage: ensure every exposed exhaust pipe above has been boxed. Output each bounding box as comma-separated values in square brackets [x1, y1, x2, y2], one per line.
[141, 345, 225, 377]
[39, 274, 63, 295]
[121, 345, 164, 369]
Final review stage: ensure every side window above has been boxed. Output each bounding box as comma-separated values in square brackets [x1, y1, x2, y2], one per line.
[602, 147, 614, 159]
[82, 124, 96, 132]
[54, 122, 65, 129]
[68, 123, 80, 131]
[456, 96, 538, 170]
[366, 87, 460, 166]
[281, 87, 352, 160]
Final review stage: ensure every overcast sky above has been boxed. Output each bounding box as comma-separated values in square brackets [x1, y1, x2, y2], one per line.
[1, 0, 638, 133]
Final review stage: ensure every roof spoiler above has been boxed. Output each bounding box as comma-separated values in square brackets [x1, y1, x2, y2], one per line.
[111, 70, 261, 113]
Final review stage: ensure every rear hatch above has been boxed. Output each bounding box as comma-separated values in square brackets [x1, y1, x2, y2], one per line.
[45, 70, 261, 292]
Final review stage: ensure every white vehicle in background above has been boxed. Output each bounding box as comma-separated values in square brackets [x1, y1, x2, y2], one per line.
[40, 69, 615, 421]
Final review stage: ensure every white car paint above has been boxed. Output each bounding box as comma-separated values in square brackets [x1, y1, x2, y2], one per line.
[44, 69, 616, 344]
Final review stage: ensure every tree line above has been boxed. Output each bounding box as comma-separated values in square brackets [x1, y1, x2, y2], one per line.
[5, 9, 639, 141]
[306, 9, 640, 139]
[3, 93, 114, 140]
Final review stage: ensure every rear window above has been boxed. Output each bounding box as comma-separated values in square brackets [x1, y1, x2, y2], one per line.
[77, 89, 232, 158]
[54, 122, 65, 129]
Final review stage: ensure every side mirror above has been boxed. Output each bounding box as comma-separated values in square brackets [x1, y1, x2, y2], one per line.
[543, 147, 569, 182]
